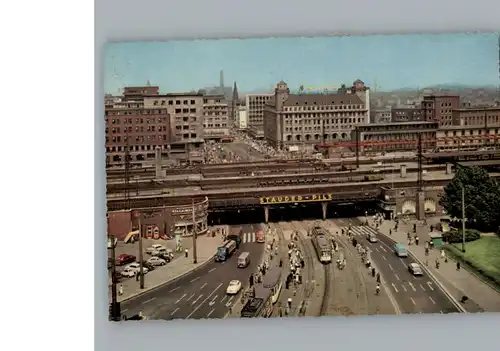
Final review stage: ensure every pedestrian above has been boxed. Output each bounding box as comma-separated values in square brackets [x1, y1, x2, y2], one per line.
[440, 249, 445, 260]
[118, 284, 124, 296]
[389, 229, 392, 236]
[376, 273, 381, 284]
[456, 261, 461, 271]
[249, 274, 254, 287]
[371, 267, 376, 277]
[375, 284, 380, 295]
[415, 236, 419, 246]
[300, 259, 305, 268]
[185, 248, 189, 258]
[279, 259, 283, 267]
[287, 297, 292, 309]
[435, 259, 440, 269]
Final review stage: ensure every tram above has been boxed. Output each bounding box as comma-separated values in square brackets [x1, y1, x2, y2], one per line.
[240, 286, 273, 318]
[311, 225, 333, 264]
[262, 268, 282, 304]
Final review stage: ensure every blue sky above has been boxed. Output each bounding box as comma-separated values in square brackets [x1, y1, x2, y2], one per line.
[104, 33, 499, 94]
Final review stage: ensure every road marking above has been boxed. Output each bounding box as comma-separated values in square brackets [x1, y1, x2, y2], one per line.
[391, 283, 399, 293]
[399, 258, 406, 266]
[220, 296, 227, 303]
[191, 294, 204, 305]
[122, 308, 128, 313]
[379, 246, 387, 252]
[410, 297, 416, 305]
[420, 284, 426, 292]
[186, 283, 223, 319]
[190, 277, 200, 283]
[175, 293, 187, 304]
[209, 295, 218, 307]
[388, 264, 394, 272]
[426, 282, 434, 291]
[429, 296, 436, 304]
[142, 297, 156, 305]
[169, 287, 180, 293]
[209, 268, 216, 273]
[171, 307, 179, 316]
[186, 293, 195, 302]
[401, 284, 407, 292]
[382, 255, 386, 261]
[394, 274, 400, 281]
[207, 308, 215, 317]
[374, 247, 379, 252]
[408, 282, 417, 292]
[225, 296, 234, 307]
[200, 283, 208, 290]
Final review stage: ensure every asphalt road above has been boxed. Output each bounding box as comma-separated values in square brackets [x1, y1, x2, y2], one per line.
[121, 226, 265, 320]
[345, 223, 460, 314]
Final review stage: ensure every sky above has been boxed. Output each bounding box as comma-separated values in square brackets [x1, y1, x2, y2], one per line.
[104, 33, 499, 94]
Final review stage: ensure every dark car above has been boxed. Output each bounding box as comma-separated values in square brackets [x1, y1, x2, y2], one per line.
[137, 261, 155, 271]
[116, 254, 136, 266]
[158, 254, 172, 263]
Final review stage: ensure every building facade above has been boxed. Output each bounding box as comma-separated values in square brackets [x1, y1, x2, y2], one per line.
[436, 125, 500, 151]
[371, 108, 392, 123]
[107, 197, 209, 241]
[421, 95, 460, 127]
[451, 107, 500, 128]
[351, 121, 439, 152]
[391, 107, 423, 123]
[236, 105, 248, 130]
[105, 95, 171, 166]
[263, 81, 369, 150]
[246, 93, 274, 139]
[202, 95, 231, 141]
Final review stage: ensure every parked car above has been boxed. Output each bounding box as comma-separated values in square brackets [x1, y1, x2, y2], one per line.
[126, 263, 149, 275]
[158, 253, 173, 262]
[408, 263, 423, 276]
[146, 244, 166, 255]
[226, 280, 242, 295]
[136, 261, 155, 271]
[147, 257, 167, 266]
[120, 267, 136, 278]
[116, 254, 136, 266]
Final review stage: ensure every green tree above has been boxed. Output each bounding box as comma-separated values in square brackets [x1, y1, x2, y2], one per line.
[439, 166, 500, 231]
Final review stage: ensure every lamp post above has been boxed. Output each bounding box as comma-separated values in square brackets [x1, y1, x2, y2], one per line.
[461, 186, 466, 253]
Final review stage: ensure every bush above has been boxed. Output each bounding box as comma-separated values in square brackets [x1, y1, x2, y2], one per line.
[443, 229, 481, 244]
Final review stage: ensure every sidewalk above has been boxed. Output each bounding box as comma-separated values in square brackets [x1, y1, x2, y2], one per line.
[372, 217, 500, 313]
[109, 233, 220, 303]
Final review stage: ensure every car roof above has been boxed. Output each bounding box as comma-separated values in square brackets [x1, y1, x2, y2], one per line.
[410, 262, 419, 267]
[229, 280, 240, 284]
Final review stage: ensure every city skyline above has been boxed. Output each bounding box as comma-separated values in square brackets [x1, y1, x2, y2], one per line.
[104, 33, 499, 94]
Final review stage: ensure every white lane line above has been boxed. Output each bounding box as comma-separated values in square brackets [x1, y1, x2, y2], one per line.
[408, 282, 417, 292]
[427, 282, 434, 291]
[391, 283, 399, 293]
[142, 297, 156, 305]
[420, 284, 426, 292]
[225, 296, 235, 307]
[429, 296, 436, 305]
[388, 264, 394, 272]
[171, 307, 179, 316]
[220, 296, 227, 303]
[379, 246, 387, 252]
[191, 294, 204, 306]
[410, 297, 416, 305]
[175, 293, 187, 304]
[374, 247, 379, 252]
[122, 308, 128, 313]
[200, 282, 208, 290]
[401, 284, 407, 292]
[190, 277, 200, 283]
[382, 255, 386, 261]
[186, 283, 223, 319]
[186, 293, 195, 302]
[169, 287, 180, 293]
[399, 258, 406, 266]
[207, 308, 216, 317]
[209, 268, 216, 273]
[208, 295, 218, 307]
[394, 274, 400, 281]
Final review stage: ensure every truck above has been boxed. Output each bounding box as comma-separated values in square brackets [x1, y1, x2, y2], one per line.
[215, 240, 237, 262]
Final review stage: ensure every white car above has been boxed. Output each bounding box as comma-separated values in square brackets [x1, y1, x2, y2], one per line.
[226, 280, 242, 295]
[120, 267, 136, 278]
[126, 263, 149, 274]
[408, 263, 423, 276]
[146, 244, 166, 254]
[147, 257, 167, 266]
[367, 234, 378, 243]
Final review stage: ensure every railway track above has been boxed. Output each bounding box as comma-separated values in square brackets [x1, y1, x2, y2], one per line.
[289, 221, 329, 317]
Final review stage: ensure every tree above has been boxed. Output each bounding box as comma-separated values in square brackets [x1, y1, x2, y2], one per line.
[439, 166, 500, 231]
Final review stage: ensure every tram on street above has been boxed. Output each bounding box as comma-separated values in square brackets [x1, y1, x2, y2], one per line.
[263, 268, 283, 304]
[240, 286, 273, 318]
[311, 225, 333, 264]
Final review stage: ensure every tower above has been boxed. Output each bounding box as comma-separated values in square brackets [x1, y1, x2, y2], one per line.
[220, 70, 224, 90]
[231, 81, 239, 126]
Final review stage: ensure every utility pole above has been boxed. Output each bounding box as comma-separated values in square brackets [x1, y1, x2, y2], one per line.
[138, 216, 145, 289]
[461, 186, 466, 253]
[355, 127, 360, 169]
[417, 134, 423, 192]
[192, 198, 198, 264]
[108, 233, 119, 321]
[124, 128, 130, 207]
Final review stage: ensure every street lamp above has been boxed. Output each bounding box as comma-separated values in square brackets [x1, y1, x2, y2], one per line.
[461, 186, 467, 253]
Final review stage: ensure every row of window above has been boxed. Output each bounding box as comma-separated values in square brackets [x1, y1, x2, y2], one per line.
[442, 128, 500, 137]
[151, 99, 197, 106]
[107, 126, 168, 134]
[284, 104, 364, 111]
[105, 109, 167, 116]
[284, 112, 365, 118]
[106, 117, 168, 125]
[284, 125, 354, 132]
[106, 135, 169, 143]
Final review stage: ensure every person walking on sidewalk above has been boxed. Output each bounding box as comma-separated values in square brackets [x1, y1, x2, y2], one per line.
[185, 248, 189, 258]
[415, 235, 419, 246]
[376, 272, 381, 284]
[375, 284, 380, 295]
[118, 284, 124, 296]
[456, 261, 461, 271]
[440, 249, 445, 260]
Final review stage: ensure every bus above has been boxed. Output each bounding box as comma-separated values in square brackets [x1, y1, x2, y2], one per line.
[240, 286, 273, 318]
[256, 229, 265, 243]
[263, 268, 282, 304]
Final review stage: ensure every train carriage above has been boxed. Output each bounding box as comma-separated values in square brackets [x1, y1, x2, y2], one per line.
[262, 268, 282, 304]
[311, 226, 333, 264]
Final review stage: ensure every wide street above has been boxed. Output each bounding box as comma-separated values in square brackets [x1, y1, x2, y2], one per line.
[120, 223, 265, 320]
[332, 218, 459, 314]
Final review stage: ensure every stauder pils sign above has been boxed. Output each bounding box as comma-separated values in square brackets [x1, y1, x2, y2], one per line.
[259, 194, 332, 205]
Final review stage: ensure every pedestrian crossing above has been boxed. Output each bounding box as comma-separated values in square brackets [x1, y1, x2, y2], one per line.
[241, 232, 257, 243]
[340, 225, 379, 238]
